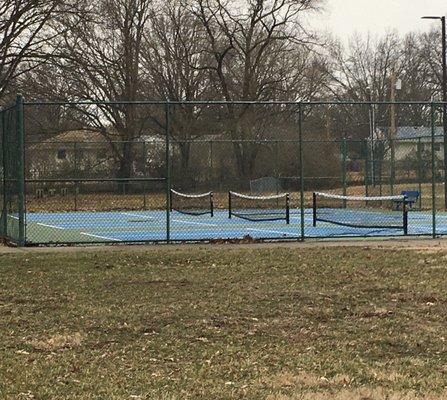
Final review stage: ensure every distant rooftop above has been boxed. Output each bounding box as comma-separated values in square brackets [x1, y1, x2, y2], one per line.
[377, 126, 444, 141]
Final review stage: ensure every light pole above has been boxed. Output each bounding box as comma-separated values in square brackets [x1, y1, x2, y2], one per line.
[422, 16, 447, 209]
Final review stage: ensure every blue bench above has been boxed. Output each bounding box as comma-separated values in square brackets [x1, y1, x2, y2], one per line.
[394, 190, 420, 210]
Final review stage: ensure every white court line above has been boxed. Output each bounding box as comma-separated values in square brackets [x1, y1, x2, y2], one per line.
[37, 222, 65, 230]
[119, 212, 155, 220]
[247, 228, 291, 236]
[80, 232, 120, 241]
[172, 219, 218, 227]
[121, 212, 217, 227]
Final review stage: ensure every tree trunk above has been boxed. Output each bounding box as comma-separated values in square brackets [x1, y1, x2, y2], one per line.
[179, 141, 191, 170]
[232, 141, 258, 183]
[176, 141, 192, 187]
[117, 141, 133, 194]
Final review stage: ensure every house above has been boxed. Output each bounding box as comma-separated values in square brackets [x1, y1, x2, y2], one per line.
[27, 130, 167, 180]
[372, 127, 444, 161]
[27, 130, 110, 179]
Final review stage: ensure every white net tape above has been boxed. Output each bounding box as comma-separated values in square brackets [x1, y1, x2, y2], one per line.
[230, 191, 288, 201]
[171, 189, 212, 198]
[314, 192, 405, 202]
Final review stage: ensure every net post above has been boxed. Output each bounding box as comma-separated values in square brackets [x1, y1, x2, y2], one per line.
[312, 192, 317, 227]
[16, 94, 25, 247]
[210, 192, 214, 217]
[403, 196, 408, 236]
[285, 193, 290, 225]
[298, 103, 305, 240]
[228, 191, 232, 219]
[165, 101, 171, 243]
[431, 103, 437, 238]
[169, 189, 172, 212]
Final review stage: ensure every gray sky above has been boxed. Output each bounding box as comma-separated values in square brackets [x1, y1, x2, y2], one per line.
[313, 0, 447, 40]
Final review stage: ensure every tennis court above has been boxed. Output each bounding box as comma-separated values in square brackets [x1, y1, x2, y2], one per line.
[22, 206, 444, 245]
[3, 99, 447, 246]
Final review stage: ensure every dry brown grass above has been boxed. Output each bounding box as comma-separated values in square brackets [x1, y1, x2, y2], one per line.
[27, 332, 84, 352]
[266, 388, 447, 400]
[1, 247, 447, 398]
[24, 181, 445, 213]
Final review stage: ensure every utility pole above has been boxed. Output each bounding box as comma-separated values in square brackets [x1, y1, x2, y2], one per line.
[422, 15, 447, 208]
[389, 70, 400, 195]
[390, 70, 397, 139]
[367, 87, 375, 186]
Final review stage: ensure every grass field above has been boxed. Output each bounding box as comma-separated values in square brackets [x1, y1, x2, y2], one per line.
[1, 245, 447, 399]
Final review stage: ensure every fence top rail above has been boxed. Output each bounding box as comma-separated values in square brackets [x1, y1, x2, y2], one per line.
[25, 178, 167, 183]
[23, 136, 444, 145]
[1, 103, 17, 112]
[25, 139, 165, 145]
[22, 100, 447, 107]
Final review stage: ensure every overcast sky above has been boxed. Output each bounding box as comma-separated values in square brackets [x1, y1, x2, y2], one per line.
[313, 0, 447, 40]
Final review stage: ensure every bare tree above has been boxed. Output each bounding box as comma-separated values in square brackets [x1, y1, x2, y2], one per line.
[141, 1, 216, 173]
[181, 0, 325, 177]
[419, 28, 444, 101]
[327, 32, 402, 102]
[0, 0, 63, 101]
[326, 31, 439, 138]
[48, 0, 157, 187]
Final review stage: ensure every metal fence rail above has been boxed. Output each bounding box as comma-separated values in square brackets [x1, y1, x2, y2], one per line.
[0, 97, 445, 246]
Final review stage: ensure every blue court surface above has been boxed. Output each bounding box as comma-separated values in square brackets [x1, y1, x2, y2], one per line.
[22, 208, 447, 244]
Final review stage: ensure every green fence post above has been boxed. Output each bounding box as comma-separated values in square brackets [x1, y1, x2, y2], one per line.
[142, 140, 147, 210]
[417, 137, 422, 210]
[298, 103, 305, 241]
[275, 140, 279, 194]
[209, 140, 213, 189]
[390, 138, 395, 195]
[1, 109, 6, 238]
[16, 95, 25, 247]
[165, 101, 171, 243]
[341, 137, 347, 207]
[431, 104, 436, 238]
[364, 139, 369, 199]
[74, 141, 78, 211]
[378, 140, 383, 197]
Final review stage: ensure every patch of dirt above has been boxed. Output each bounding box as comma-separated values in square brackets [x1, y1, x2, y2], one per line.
[27, 332, 84, 352]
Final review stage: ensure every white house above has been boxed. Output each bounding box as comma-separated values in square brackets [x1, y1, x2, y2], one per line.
[373, 126, 444, 161]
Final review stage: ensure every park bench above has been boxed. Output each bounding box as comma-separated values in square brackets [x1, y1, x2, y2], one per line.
[393, 190, 420, 210]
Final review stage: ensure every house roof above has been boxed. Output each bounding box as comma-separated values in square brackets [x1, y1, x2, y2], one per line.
[395, 126, 444, 140]
[48, 130, 107, 143]
[376, 126, 444, 142]
[29, 130, 108, 146]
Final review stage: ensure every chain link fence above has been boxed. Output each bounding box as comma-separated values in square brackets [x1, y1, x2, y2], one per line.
[0, 98, 445, 245]
[1, 99, 24, 245]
